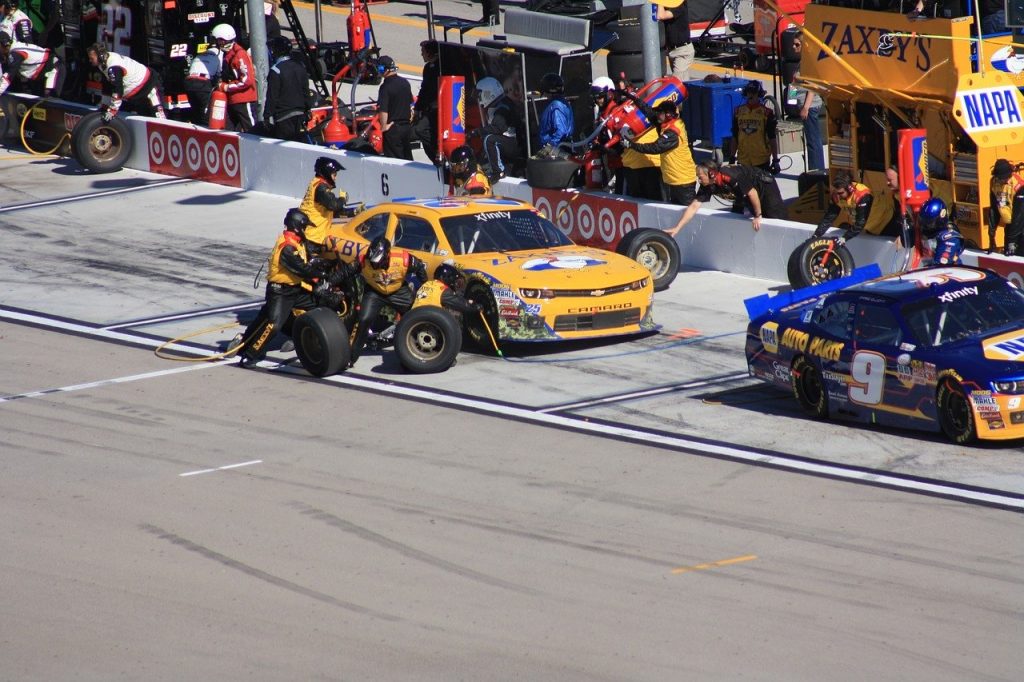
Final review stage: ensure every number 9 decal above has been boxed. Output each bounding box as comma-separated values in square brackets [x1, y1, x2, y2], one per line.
[849, 351, 885, 405]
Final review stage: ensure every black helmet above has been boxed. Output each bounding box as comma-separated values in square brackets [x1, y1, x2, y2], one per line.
[366, 236, 391, 268]
[449, 145, 474, 177]
[540, 72, 564, 95]
[653, 99, 678, 117]
[742, 80, 765, 99]
[284, 208, 313, 235]
[434, 263, 465, 292]
[314, 156, 345, 187]
[268, 36, 292, 60]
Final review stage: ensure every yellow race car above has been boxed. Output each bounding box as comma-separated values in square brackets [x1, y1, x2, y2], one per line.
[325, 196, 657, 344]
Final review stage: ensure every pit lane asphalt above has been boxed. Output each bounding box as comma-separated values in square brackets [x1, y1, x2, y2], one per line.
[2, 155, 1023, 680]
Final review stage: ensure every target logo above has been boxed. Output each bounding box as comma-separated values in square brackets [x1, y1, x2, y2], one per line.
[977, 255, 1024, 290]
[145, 122, 241, 187]
[531, 189, 639, 249]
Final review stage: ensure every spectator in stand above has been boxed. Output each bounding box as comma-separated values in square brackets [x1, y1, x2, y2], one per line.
[413, 40, 440, 163]
[785, 57, 824, 172]
[212, 23, 257, 132]
[263, 36, 312, 141]
[669, 159, 786, 234]
[0, 30, 63, 97]
[86, 42, 166, 119]
[620, 99, 696, 206]
[813, 170, 874, 245]
[989, 158, 1024, 257]
[377, 55, 414, 160]
[536, 72, 574, 153]
[726, 80, 780, 174]
[0, 0, 33, 44]
[184, 45, 220, 125]
[658, 0, 693, 83]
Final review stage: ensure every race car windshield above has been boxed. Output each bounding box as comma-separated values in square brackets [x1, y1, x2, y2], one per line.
[901, 281, 1024, 347]
[439, 210, 572, 255]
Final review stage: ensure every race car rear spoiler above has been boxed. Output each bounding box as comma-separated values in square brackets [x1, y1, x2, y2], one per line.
[743, 263, 882, 321]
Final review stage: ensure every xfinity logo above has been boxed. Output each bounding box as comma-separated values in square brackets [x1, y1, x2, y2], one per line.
[938, 286, 978, 302]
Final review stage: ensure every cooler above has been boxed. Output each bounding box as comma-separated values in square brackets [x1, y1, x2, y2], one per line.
[682, 77, 750, 151]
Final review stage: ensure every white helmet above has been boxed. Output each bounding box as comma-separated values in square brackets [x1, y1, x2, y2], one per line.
[211, 24, 236, 44]
[476, 77, 503, 108]
[591, 76, 614, 94]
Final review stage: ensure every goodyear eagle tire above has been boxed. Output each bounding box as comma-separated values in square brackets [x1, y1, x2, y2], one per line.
[71, 111, 132, 173]
[294, 307, 350, 377]
[786, 242, 803, 288]
[789, 237, 854, 289]
[464, 283, 500, 351]
[792, 355, 828, 419]
[936, 376, 977, 444]
[616, 228, 680, 291]
[395, 305, 462, 374]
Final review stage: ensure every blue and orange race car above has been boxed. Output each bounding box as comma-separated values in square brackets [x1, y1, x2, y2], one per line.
[745, 266, 1024, 443]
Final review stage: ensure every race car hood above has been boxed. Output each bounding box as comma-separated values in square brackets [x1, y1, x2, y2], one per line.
[457, 246, 650, 287]
[981, 328, 1024, 363]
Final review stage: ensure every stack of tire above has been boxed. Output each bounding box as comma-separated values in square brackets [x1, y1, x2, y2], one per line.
[604, 6, 666, 85]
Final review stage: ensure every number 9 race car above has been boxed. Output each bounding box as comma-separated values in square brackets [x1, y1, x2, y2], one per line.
[325, 196, 657, 345]
[745, 266, 1024, 443]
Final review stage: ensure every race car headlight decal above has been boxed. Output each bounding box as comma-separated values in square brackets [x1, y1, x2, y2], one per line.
[992, 380, 1024, 394]
[631, 277, 650, 290]
[519, 288, 555, 299]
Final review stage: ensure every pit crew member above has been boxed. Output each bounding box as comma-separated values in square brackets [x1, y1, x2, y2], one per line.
[86, 42, 166, 119]
[447, 145, 491, 196]
[669, 159, 786, 234]
[620, 99, 696, 206]
[0, 30, 63, 97]
[813, 170, 874, 244]
[300, 156, 349, 247]
[919, 197, 964, 266]
[989, 158, 1024, 257]
[212, 23, 257, 132]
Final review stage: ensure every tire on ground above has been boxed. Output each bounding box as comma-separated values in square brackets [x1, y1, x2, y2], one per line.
[789, 237, 854, 289]
[293, 307, 350, 377]
[70, 111, 132, 173]
[395, 305, 462, 374]
[936, 375, 977, 444]
[616, 228, 680, 291]
[791, 355, 828, 419]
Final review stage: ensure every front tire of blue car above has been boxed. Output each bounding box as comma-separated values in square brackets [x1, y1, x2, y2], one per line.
[792, 355, 828, 419]
[937, 377, 977, 444]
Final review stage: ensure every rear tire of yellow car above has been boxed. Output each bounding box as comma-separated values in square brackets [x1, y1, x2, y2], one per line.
[70, 111, 132, 174]
[396, 305, 462, 374]
[792, 355, 828, 419]
[294, 307, 350, 377]
[617, 228, 679, 291]
[936, 377, 977, 444]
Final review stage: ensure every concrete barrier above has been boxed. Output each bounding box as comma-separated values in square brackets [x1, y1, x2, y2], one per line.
[106, 114, 1024, 286]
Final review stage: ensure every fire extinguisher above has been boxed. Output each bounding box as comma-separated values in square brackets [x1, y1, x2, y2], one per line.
[347, 0, 372, 53]
[208, 89, 227, 130]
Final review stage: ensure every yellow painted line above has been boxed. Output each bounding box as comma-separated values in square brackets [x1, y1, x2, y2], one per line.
[0, 154, 57, 160]
[671, 554, 757, 574]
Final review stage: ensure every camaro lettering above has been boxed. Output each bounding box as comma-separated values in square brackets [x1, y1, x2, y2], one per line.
[817, 20, 931, 70]
[568, 303, 633, 313]
[938, 285, 978, 302]
[809, 337, 844, 362]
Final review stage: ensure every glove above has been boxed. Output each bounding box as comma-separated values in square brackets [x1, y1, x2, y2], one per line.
[101, 109, 114, 122]
[337, 190, 348, 204]
[770, 159, 781, 176]
[620, 126, 635, 142]
[313, 279, 332, 297]
[835, 236, 846, 247]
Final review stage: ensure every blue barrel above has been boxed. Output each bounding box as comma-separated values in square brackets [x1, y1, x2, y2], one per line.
[681, 77, 750, 149]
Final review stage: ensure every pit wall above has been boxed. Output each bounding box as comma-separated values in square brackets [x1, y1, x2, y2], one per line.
[122, 116, 1024, 287]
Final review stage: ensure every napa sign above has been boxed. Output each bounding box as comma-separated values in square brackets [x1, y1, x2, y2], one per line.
[954, 80, 1024, 147]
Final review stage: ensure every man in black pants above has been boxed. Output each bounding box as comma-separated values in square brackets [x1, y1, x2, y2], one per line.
[668, 160, 786, 235]
[481, 0, 499, 23]
[412, 40, 440, 163]
[376, 55, 414, 160]
[263, 37, 313, 141]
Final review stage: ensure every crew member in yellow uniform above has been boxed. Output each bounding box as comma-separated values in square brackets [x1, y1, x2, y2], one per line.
[989, 158, 1024, 257]
[299, 156, 349, 247]
[727, 80, 780, 174]
[347, 236, 427, 366]
[813, 170, 874, 244]
[234, 208, 321, 367]
[620, 125, 662, 200]
[447, 145, 492, 196]
[620, 100, 696, 206]
[414, 263, 481, 315]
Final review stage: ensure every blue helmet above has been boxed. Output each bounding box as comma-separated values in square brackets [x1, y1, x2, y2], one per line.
[919, 197, 947, 237]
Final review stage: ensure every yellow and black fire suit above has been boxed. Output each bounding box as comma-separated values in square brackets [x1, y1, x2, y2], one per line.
[299, 176, 348, 246]
[990, 171, 1024, 256]
[413, 279, 480, 314]
[237, 229, 319, 364]
[449, 168, 492, 196]
[627, 116, 697, 206]
[348, 249, 428, 364]
[814, 182, 874, 241]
